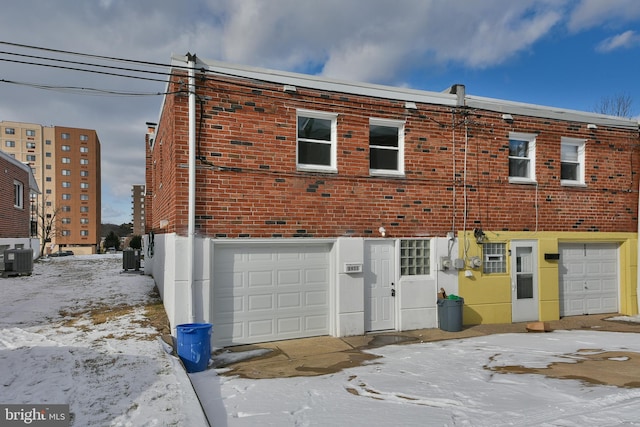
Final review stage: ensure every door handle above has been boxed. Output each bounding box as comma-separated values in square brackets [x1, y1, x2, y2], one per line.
[391, 289, 395, 297]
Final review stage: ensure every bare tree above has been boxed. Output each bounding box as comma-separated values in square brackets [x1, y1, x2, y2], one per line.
[34, 198, 61, 256]
[592, 93, 635, 118]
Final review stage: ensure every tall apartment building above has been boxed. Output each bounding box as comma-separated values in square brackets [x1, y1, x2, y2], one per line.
[131, 184, 145, 235]
[0, 121, 101, 255]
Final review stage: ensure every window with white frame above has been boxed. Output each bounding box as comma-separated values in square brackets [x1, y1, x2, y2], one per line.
[62, 157, 71, 164]
[508, 132, 536, 183]
[26, 155, 36, 162]
[61, 145, 71, 151]
[80, 206, 89, 213]
[62, 169, 71, 176]
[483, 243, 507, 274]
[26, 142, 36, 149]
[80, 146, 89, 153]
[62, 193, 71, 200]
[61, 218, 71, 224]
[26, 130, 35, 137]
[369, 118, 404, 175]
[80, 218, 89, 224]
[80, 183, 89, 189]
[61, 133, 70, 139]
[80, 194, 89, 201]
[5, 128, 15, 134]
[14, 180, 23, 208]
[5, 141, 15, 147]
[296, 110, 337, 172]
[62, 181, 71, 188]
[400, 239, 430, 276]
[80, 230, 89, 236]
[561, 137, 586, 185]
[61, 205, 71, 212]
[80, 134, 89, 141]
[80, 159, 89, 165]
[80, 170, 88, 177]
[61, 230, 70, 236]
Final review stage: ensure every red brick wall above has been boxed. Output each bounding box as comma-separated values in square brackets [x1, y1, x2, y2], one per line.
[147, 73, 640, 238]
[0, 156, 30, 238]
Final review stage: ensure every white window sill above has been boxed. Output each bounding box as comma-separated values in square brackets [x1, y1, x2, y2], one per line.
[297, 165, 338, 174]
[508, 177, 537, 185]
[560, 180, 586, 188]
[370, 170, 405, 178]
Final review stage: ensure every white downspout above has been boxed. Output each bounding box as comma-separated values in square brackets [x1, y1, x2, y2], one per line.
[187, 53, 196, 323]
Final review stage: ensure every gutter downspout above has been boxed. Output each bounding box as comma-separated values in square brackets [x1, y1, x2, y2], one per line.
[187, 53, 197, 323]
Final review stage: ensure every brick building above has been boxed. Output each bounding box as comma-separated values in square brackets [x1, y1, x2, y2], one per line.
[0, 122, 101, 255]
[145, 56, 640, 347]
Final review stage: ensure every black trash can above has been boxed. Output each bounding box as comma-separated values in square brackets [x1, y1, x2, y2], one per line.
[437, 297, 464, 332]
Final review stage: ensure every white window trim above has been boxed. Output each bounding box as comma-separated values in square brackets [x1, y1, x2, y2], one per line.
[14, 180, 24, 209]
[508, 132, 537, 184]
[560, 137, 586, 187]
[369, 117, 405, 177]
[296, 109, 338, 173]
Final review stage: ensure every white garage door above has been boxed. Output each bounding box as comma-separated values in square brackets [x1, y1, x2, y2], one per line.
[559, 243, 618, 317]
[212, 243, 331, 346]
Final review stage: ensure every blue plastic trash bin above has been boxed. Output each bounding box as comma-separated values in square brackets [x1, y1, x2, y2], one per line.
[176, 323, 212, 373]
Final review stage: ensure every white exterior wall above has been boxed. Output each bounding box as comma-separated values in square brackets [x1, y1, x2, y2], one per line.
[335, 238, 365, 337]
[148, 235, 460, 343]
[0, 238, 41, 259]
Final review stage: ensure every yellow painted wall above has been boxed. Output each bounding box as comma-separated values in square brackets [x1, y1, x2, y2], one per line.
[458, 231, 638, 325]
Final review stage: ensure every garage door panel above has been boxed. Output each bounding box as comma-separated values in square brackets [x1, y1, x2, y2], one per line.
[278, 292, 301, 309]
[559, 243, 618, 317]
[213, 243, 331, 346]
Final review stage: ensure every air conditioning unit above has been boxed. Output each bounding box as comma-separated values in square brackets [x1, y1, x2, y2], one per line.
[3, 249, 34, 277]
[123, 249, 141, 272]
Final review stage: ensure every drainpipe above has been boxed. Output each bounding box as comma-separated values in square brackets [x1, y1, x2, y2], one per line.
[187, 53, 197, 323]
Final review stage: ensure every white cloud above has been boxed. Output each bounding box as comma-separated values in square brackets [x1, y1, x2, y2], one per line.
[596, 30, 640, 52]
[568, 0, 640, 32]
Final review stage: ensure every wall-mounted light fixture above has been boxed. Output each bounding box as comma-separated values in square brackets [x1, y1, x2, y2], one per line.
[587, 123, 597, 130]
[405, 101, 417, 109]
[501, 113, 513, 122]
[378, 226, 386, 237]
[473, 228, 486, 244]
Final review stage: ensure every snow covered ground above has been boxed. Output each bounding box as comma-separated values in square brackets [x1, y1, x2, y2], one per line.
[197, 330, 640, 426]
[0, 254, 206, 426]
[2, 255, 639, 426]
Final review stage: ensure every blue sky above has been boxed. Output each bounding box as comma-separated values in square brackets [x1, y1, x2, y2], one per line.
[0, 0, 639, 225]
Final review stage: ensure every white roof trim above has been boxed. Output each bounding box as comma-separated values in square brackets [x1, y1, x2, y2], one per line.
[0, 149, 40, 193]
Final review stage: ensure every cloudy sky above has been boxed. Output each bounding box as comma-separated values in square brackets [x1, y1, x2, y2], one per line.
[1, 0, 639, 225]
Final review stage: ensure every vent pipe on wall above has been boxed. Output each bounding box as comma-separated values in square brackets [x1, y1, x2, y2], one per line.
[187, 52, 197, 324]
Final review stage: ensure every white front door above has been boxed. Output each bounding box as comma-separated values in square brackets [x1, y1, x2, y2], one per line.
[511, 241, 538, 322]
[364, 240, 395, 332]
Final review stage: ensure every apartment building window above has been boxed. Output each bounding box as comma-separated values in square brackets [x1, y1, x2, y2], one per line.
[46, 164, 52, 170]
[369, 118, 404, 175]
[5, 128, 15, 135]
[508, 132, 536, 183]
[26, 155, 36, 162]
[80, 159, 89, 165]
[80, 206, 89, 213]
[61, 206, 71, 212]
[62, 169, 71, 176]
[26, 130, 36, 137]
[80, 194, 89, 201]
[80, 170, 89, 177]
[61, 145, 71, 151]
[46, 140, 51, 145]
[26, 142, 36, 149]
[296, 110, 337, 172]
[46, 177, 51, 182]
[400, 239, 430, 276]
[62, 182, 71, 188]
[80, 230, 89, 236]
[61, 133, 70, 139]
[80, 134, 88, 141]
[80, 183, 89, 189]
[45, 189, 52, 194]
[5, 141, 15, 147]
[62, 157, 71, 164]
[61, 218, 71, 225]
[46, 201, 52, 207]
[561, 137, 586, 186]
[46, 152, 51, 157]
[80, 146, 89, 153]
[61, 230, 71, 236]
[14, 180, 24, 209]
[80, 218, 89, 225]
[483, 243, 507, 274]
[62, 194, 71, 200]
